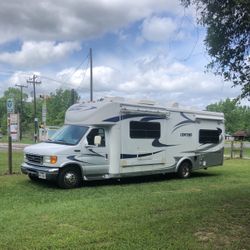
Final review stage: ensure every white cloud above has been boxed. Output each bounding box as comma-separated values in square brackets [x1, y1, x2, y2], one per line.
[56, 66, 118, 92]
[141, 16, 178, 42]
[0, 1, 243, 109]
[0, 41, 81, 67]
[0, 0, 184, 43]
[8, 71, 32, 85]
[47, 54, 241, 108]
[2, 56, 242, 109]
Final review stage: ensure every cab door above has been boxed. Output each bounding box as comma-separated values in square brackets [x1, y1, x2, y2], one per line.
[83, 127, 109, 175]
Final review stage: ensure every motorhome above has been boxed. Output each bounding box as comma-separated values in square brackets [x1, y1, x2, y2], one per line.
[21, 97, 224, 188]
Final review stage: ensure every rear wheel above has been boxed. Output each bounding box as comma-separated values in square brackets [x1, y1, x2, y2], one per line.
[57, 167, 82, 189]
[177, 161, 191, 178]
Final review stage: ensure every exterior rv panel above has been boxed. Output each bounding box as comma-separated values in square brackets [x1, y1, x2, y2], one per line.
[21, 97, 224, 188]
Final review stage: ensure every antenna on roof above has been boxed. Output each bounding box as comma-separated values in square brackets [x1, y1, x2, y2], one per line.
[89, 48, 93, 102]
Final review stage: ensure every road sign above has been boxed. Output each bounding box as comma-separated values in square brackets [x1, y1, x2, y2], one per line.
[7, 98, 14, 113]
[10, 113, 20, 141]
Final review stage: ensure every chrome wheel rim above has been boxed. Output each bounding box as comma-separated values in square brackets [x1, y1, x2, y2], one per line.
[64, 172, 77, 186]
[182, 166, 190, 178]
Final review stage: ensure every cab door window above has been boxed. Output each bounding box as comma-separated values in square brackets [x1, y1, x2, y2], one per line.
[87, 128, 106, 146]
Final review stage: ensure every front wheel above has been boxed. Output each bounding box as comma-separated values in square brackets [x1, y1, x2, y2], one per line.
[57, 167, 82, 189]
[177, 161, 191, 178]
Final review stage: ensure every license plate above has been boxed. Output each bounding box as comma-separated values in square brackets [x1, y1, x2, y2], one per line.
[38, 172, 46, 179]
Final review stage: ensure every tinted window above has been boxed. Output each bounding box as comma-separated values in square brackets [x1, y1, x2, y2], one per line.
[199, 129, 220, 144]
[130, 121, 160, 139]
[87, 128, 105, 146]
[49, 125, 88, 145]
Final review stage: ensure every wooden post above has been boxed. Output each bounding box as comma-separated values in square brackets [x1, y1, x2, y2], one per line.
[240, 141, 243, 159]
[7, 114, 13, 174]
[230, 141, 233, 159]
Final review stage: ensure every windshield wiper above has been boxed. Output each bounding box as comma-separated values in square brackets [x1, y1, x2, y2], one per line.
[54, 139, 75, 145]
[45, 138, 75, 145]
[45, 138, 53, 143]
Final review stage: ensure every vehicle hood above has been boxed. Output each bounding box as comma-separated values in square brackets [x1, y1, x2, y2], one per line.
[24, 142, 78, 156]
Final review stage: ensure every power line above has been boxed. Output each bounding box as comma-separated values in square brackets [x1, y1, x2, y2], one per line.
[78, 60, 89, 89]
[40, 75, 74, 86]
[39, 52, 90, 92]
[169, 7, 201, 62]
[0, 51, 92, 98]
[63, 53, 89, 83]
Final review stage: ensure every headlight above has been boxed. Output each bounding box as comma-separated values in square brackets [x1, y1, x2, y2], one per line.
[44, 155, 57, 164]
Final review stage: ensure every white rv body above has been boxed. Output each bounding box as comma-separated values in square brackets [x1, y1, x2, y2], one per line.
[21, 97, 224, 188]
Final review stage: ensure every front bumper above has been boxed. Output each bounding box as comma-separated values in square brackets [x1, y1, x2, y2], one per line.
[21, 162, 59, 181]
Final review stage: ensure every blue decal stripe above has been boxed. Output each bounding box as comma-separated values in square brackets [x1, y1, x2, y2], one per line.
[141, 116, 165, 121]
[103, 116, 120, 122]
[171, 112, 196, 133]
[103, 114, 165, 123]
[67, 155, 87, 163]
[121, 150, 163, 159]
[152, 139, 178, 147]
[88, 149, 105, 158]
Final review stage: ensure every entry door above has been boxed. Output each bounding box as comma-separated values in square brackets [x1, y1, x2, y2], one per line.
[84, 128, 109, 175]
[121, 119, 165, 168]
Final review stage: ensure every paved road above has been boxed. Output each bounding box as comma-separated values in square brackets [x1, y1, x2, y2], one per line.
[0, 143, 30, 151]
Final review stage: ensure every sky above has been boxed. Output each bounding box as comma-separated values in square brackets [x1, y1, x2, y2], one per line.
[0, 0, 246, 110]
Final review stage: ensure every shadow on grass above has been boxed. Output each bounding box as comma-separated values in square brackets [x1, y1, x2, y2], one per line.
[85, 171, 221, 187]
[20, 170, 222, 190]
[22, 177, 59, 189]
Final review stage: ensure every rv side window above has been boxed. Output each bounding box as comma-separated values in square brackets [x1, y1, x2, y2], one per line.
[130, 121, 160, 139]
[87, 128, 105, 146]
[199, 129, 220, 144]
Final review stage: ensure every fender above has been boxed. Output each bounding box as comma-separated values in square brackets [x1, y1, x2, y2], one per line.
[60, 160, 85, 177]
[175, 157, 193, 172]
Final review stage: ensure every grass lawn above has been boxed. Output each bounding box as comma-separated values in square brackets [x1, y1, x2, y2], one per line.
[0, 151, 23, 175]
[0, 156, 249, 249]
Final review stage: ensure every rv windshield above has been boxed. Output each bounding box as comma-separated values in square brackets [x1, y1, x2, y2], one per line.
[47, 125, 89, 145]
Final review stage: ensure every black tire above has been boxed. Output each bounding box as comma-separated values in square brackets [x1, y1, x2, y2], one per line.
[57, 167, 82, 189]
[177, 161, 191, 178]
[28, 173, 39, 181]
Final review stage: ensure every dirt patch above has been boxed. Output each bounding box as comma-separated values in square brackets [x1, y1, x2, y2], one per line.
[194, 231, 216, 242]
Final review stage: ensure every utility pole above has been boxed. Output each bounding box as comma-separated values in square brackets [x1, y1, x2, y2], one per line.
[89, 48, 93, 101]
[71, 89, 76, 105]
[27, 75, 41, 142]
[15, 84, 28, 141]
[40, 94, 49, 129]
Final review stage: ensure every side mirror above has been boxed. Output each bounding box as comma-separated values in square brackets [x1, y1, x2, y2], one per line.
[94, 135, 101, 146]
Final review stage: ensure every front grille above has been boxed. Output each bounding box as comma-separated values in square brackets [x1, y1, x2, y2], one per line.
[26, 154, 43, 165]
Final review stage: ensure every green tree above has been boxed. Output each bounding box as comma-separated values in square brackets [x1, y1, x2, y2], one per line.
[206, 98, 250, 134]
[0, 87, 80, 136]
[182, 0, 250, 100]
[45, 89, 80, 126]
[0, 87, 29, 134]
